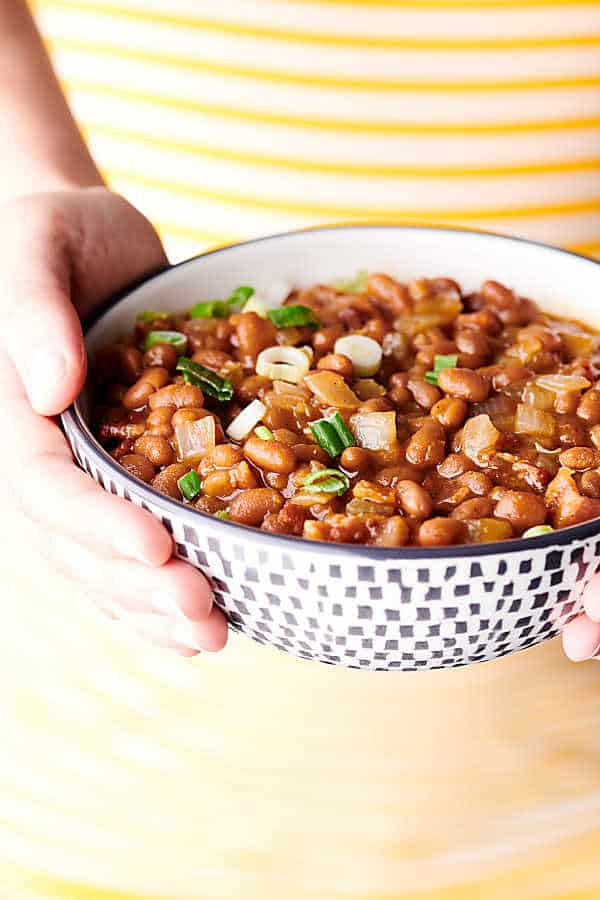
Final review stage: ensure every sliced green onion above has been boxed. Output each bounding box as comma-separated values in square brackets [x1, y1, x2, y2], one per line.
[310, 421, 344, 458]
[425, 354, 459, 385]
[434, 354, 459, 372]
[176, 357, 234, 402]
[177, 470, 202, 501]
[136, 310, 169, 322]
[190, 286, 254, 319]
[190, 300, 230, 319]
[304, 468, 350, 496]
[215, 509, 230, 520]
[145, 330, 187, 353]
[331, 270, 369, 293]
[328, 412, 355, 449]
[267, 305, 321, 329]
[255, 426, 274, 441]
[523, 525, 555, 538]
[310, 412, 356, 457]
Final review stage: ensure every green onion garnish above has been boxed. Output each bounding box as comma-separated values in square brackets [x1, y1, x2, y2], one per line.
[178, 470, 202, 501]
[331, 270, 369, 293]
[176, 357, 234, 402]
[215, 509, 230, 520]
[267, 305, 321, 329]
[310, 412, 355, 458]
[136, 310, 169, 322]
[425, 354, 459, 386]
[190, 286, 254, 319]
[255, 426, 274, 441]
[523, 525, 555, 538]
[304, 468, 350, 496]
[145, 330, 187, 353]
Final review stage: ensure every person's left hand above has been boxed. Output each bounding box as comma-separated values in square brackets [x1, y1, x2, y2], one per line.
[563, 593, 600, 662]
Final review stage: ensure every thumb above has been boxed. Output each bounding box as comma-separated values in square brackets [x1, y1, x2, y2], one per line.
[0, 202, 86, 416]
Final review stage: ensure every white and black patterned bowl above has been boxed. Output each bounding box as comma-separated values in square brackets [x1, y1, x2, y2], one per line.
[62, 226, 600, 671]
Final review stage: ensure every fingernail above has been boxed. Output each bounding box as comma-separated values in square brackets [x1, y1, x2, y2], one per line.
[27, 348, 66, 413]
[114, 535, 154, 566]
[171, 621, 203, 652]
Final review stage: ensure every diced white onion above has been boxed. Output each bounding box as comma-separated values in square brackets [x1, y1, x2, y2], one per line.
[350, 411, 397, 450]
[256, 346, 310, 383]
[536, 373, 591, 393]
[175, 417, 215, 462]
[334, 335, 383, 377]
[462, 414, 500, 464]
[242, 297, 271, 318]
[515, 403, 556, 437]
[226, 399, 266, 442]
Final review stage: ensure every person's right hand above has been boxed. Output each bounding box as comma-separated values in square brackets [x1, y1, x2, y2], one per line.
[0, 186, 228, 656]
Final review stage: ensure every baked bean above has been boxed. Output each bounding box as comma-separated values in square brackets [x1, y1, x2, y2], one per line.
[374, 516, 410, 547]
[294, 444, 330, 464]
[233, 311, 277, 364]
[580, 470, 600, 499]
[340, 446, 370, 474]
[490, 365, 532, 391]
[458, 471, 493, 496]
[406, 423, 446, 467]
[237, 375, 272, 403]
[407, 376, 442, 410]
[139, 367, 170, 390]
[152, 463, 191, 499]
[243, 435, 297, 475]
[366, 273, 411, 315]
[590, 425, 600, 449]
[229, 488, 285, 526]
[395, 480, 433, 518]
[554, 392, 579, 415]
[120, 453, 156, 484]
[455, 329, 490, 358]
[317, 353, 354, 379]
[95, 344, 143, 385]
[418, 517, 463, 546]
[558, 447, 600, 470]
[577, 388, 600, 425]
[388, 372, 411, 407]
[202, 469, 237, 498]
[134, 433, 175, 467]
[451, 497, 494, 519]
[191, 348, 232, 371]
[437, 368, 490, 402]
[456, 310, 502, 335]
[211, 444, 245, 468]
[494, 490, 546, 532]
[122, 379, 156, 410]
[145, 406, 174, 438]
[436, 453, 476, 479]
[481, 280, 515, 308]
[149, 383, 204, 410]
[143, 343, 179, 371]
[312, 326, 344, 355]
[431, 397, 468, 429]
[171, 408, 209, 428]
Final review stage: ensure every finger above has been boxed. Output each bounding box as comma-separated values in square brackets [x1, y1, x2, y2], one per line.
[562, 614, 600, 662]
[48, 536, 216, 624]
[0, 214, 86, 415]
[0, 352, 173, 567]
[118, 613, 201, 657]
[582, 575, 600, 622]
[171, 608, 229, 653]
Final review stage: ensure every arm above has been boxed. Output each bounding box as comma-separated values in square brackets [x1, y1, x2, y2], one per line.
[0, 2, 227, 655]
[0, 0, 102, 200]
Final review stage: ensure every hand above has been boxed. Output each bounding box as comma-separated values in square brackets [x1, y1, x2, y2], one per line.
[0, 187, 228, 656]
[563, 591, 600, 663]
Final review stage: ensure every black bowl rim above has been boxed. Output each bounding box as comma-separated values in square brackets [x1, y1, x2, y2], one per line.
[62, 223, 600, 561]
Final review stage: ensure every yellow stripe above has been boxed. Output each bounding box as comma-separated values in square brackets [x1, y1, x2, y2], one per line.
[84, 120, 600, 178]
[155, 222, 239, 246]
[63, 79, 600, 135]
[47, 37, 600, 92]
[36, 0, 600, 49]
[568, 239, 600, 255]
[107, 166, 600, 220]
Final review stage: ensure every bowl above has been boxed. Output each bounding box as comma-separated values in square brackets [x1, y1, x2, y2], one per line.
[62, 225, 600, 671]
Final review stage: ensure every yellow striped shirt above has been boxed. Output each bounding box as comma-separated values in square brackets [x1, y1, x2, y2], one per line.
[33, 0, 600, 261]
